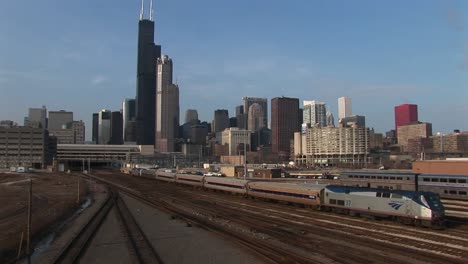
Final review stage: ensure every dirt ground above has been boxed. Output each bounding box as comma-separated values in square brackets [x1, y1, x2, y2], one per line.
[0, 172, 87, 262]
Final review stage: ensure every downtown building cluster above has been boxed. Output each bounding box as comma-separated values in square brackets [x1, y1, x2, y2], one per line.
[91, 1, 179, 155]
[0, 106, 85, 168]
[2, 3, 468, 170]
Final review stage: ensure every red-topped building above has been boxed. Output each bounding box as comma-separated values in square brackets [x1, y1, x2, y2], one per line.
[394, 104, 418, 137]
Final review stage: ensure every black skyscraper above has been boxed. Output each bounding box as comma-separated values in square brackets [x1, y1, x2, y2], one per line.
[92, 113, 99, 144]
[135, 2, 161, 145]
[110, 111, 124, 145]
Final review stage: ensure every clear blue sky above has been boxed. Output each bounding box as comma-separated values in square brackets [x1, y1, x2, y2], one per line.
[1, 0, 467, 140]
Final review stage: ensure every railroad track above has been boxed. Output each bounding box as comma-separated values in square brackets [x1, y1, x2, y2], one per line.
[88, 171, 468, 264]
[85, 173, 315, 263]
[153, 185, 468, 263]
[51, 186, 163, 264]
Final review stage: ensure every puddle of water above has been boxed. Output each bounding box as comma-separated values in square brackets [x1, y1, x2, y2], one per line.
[18, 196, 93, 263]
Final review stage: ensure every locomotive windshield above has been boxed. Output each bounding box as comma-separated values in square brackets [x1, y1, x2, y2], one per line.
[422, 194, 445, 212]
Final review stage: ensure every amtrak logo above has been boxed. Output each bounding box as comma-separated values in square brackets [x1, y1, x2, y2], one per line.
[388, 201, 404, 210]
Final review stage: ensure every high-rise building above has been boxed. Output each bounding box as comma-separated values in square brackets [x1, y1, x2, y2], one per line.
[185, 109, 198, 124]
[326, 111, 335, 127]
[27, 106, 47, 129]
[243, 97, 268, 128]
[235, 105, 246, 129]
[98, 109, 112, 144]
[394, 104, 418, 137]
[0, 120, 16, 128]
[47, 110, 74, 144]
[72, 121, 85, 144]
[340, 115, 366, 128]
[247, 103, 264, 132]
[338, 96, 352, 119]
[294, 126, 369, 166]
[92, 113, 99, 144]
[48, 110, 73, 130]
[110, 111, 124, 145]
[303, 101, 327, 128]
[271, 97, 299, 158]
[155, 55, 179, 152]
[0, 127, 56, 169]
[135, 0, 161, 145]
[123, 98, 136, 142]
[221, 128, 251, 156]
[191, 125, 208, 145]
[212, 109, 230, 134]
[397, 122, 432, 152]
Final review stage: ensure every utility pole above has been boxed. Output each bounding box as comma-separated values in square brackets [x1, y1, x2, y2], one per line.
[26, 177, 32, 264]
[244, 143, 247, 180]
[77, 175, 80, 204]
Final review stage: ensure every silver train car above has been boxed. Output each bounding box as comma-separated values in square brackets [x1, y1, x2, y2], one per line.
[339, 171, 468, 201]
[204, 176, 248, 194]
[246, 181, 323, 207]
[418, 174, 468, 201]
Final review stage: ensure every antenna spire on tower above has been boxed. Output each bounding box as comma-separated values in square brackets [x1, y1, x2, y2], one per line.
[139, 0, 145, 20]
[150, 0, 154, 21]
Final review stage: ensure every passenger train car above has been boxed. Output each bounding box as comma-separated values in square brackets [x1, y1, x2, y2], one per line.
[418, 174, 468, 200]
[338, 171, 416, 191]
[131, 169, 446, 227]
[247, 182, 324, 207]
[204, 176, 248, 194]
[339, 171, 468, 201]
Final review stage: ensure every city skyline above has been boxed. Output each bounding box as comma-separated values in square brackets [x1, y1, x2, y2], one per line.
[1, 1, 468, 139]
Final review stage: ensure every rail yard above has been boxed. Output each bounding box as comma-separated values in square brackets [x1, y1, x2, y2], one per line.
[0, 172, 87, 262]
[2, 169, 468, 264]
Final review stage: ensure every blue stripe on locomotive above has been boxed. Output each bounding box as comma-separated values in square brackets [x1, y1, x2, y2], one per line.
[325, 185, 436, 208]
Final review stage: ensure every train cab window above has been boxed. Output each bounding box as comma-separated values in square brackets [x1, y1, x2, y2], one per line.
[449, 179, 457, 183]
[337, 200, 345, 206]
[459, 191, 467, 195]
[431, 178, 439, 182]
[440, 178, 447, 182]
[382, 193, 391, 198]
[458, 179, 466, 184]
[376, 192, 382, 197]
[330, 199, 337, 204]
[392, 194, 403, 199]
[449, 190, 457, 194]
[423, 178, 430, 182]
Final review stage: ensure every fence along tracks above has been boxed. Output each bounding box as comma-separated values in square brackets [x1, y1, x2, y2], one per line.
[52, 188, 163, 264]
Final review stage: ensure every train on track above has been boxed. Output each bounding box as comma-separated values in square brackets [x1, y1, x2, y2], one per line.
[339, 171, 468, 201]
[134, 170, 446, 228]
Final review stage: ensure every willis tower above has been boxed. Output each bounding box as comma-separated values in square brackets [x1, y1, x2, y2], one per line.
[136, 0, 161, 145]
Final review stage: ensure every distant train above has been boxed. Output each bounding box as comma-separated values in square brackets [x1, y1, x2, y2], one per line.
[134, 169, 446, 228]
[339, 171, 468, 201]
